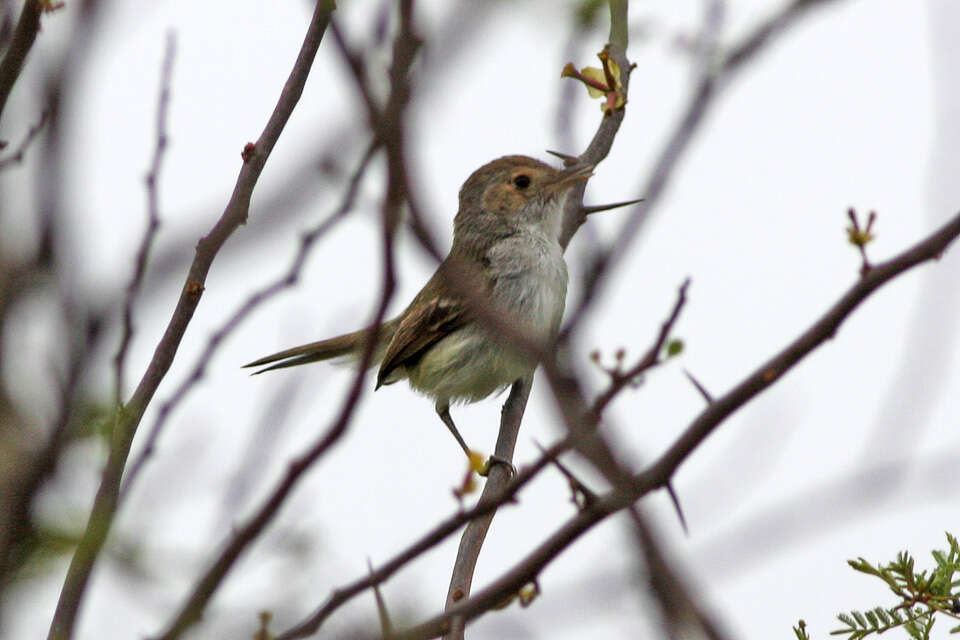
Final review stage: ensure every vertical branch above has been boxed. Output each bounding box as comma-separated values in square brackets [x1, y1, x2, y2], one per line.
[443, 378, 531, 640]
[442, 2, 634, 637]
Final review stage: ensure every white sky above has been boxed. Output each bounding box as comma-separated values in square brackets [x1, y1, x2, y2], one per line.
[3, 1, 958, 639]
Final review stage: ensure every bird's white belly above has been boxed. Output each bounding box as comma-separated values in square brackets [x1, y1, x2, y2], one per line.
[407, 231, 568, 404]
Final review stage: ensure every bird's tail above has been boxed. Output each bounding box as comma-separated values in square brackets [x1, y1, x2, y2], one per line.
[244, 318, 400, 374]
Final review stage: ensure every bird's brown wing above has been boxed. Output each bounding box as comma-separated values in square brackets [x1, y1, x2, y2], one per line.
[376, 271, 470, 388]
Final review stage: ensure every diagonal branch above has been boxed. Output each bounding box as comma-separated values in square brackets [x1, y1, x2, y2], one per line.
[0, 0, 41, 124]
[45, 3, 337, 639]
[394, 208, 960, 638]
[151, 4, 424, 637]
[119, 140, 379, 498]
[0, 106, 48, 168]
[273, 275, 698, 639]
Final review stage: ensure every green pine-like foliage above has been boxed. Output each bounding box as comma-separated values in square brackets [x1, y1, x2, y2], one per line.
[794, 532, 960, 640]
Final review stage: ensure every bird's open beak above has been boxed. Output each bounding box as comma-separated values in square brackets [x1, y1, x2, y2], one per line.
[550, 163, 595, 191]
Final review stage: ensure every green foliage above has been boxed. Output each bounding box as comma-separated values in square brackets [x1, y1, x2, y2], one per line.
[796, 533, 960, 640]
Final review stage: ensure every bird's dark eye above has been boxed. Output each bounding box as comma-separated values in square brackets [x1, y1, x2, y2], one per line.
[513, 174, 531, 189]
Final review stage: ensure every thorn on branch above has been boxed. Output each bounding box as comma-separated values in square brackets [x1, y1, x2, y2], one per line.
[682, 368, 713, 404]
[665, 481, 689, 535]
[545, 149, 579, 166]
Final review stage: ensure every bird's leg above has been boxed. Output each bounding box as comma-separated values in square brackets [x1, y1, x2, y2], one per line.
[435, 401, 514, 477]
[436, 401, 472, 458]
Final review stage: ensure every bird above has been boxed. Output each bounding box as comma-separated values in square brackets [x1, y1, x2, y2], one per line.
[245, 154, 637, 469]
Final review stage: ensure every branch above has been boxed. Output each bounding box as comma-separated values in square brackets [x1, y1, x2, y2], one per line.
[561, 0, 847, 334]
[0, 107, 48, 169]
[113, 31, 175, 406]
[393, 209, 960, 638]
[0, 0, 41, 124]
[45, 3, 337, 639]
[443, 378, 531, 640]
[119, 140, 379, 498]
[151, 3, 425, 635]
[629, 506, 731, 640]
[274, 279, 696, 638]
[439, 4, 636, 632]
[589, 278, 690, 417]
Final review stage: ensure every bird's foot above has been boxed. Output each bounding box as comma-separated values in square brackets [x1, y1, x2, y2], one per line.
[478, 454, 517, 478]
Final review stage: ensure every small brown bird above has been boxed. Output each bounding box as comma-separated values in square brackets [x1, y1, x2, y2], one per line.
[246, 155, 636, 465]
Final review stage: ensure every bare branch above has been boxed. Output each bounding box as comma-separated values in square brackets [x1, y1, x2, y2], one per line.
[589, 278, 690, 417]
[443, 378, 531, 640]
[274, 434, 567, 640]
[439, 4, 637, 627]
[0, 0, 41, 123]
[151, 3, 426, 635]
[113, 32, 175, 406]
[153, 199, 397, 640]
[628, 506, 730, 640]
[119, 140, 378, 498]
[46, 4, 337, 639]
[0, 107, 47, 168]
[392, 209, 960, 638]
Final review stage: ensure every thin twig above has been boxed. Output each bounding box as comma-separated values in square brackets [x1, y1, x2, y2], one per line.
[0, 107, 48, 169]
[113, 32, 175, 406]
[628, 506, 730, 640]
[369, 558, 395, 639]
[119, 140, 378, 498]
[534, 439, 597, 508]
[590, 278, 690, 417]
[274, 433, 567, 640]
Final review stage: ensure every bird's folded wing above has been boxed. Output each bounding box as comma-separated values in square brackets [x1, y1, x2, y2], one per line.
[375, 292, 468, 388]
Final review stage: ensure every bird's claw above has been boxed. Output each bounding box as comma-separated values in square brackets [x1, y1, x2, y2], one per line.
[478, 454, 517, 478]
